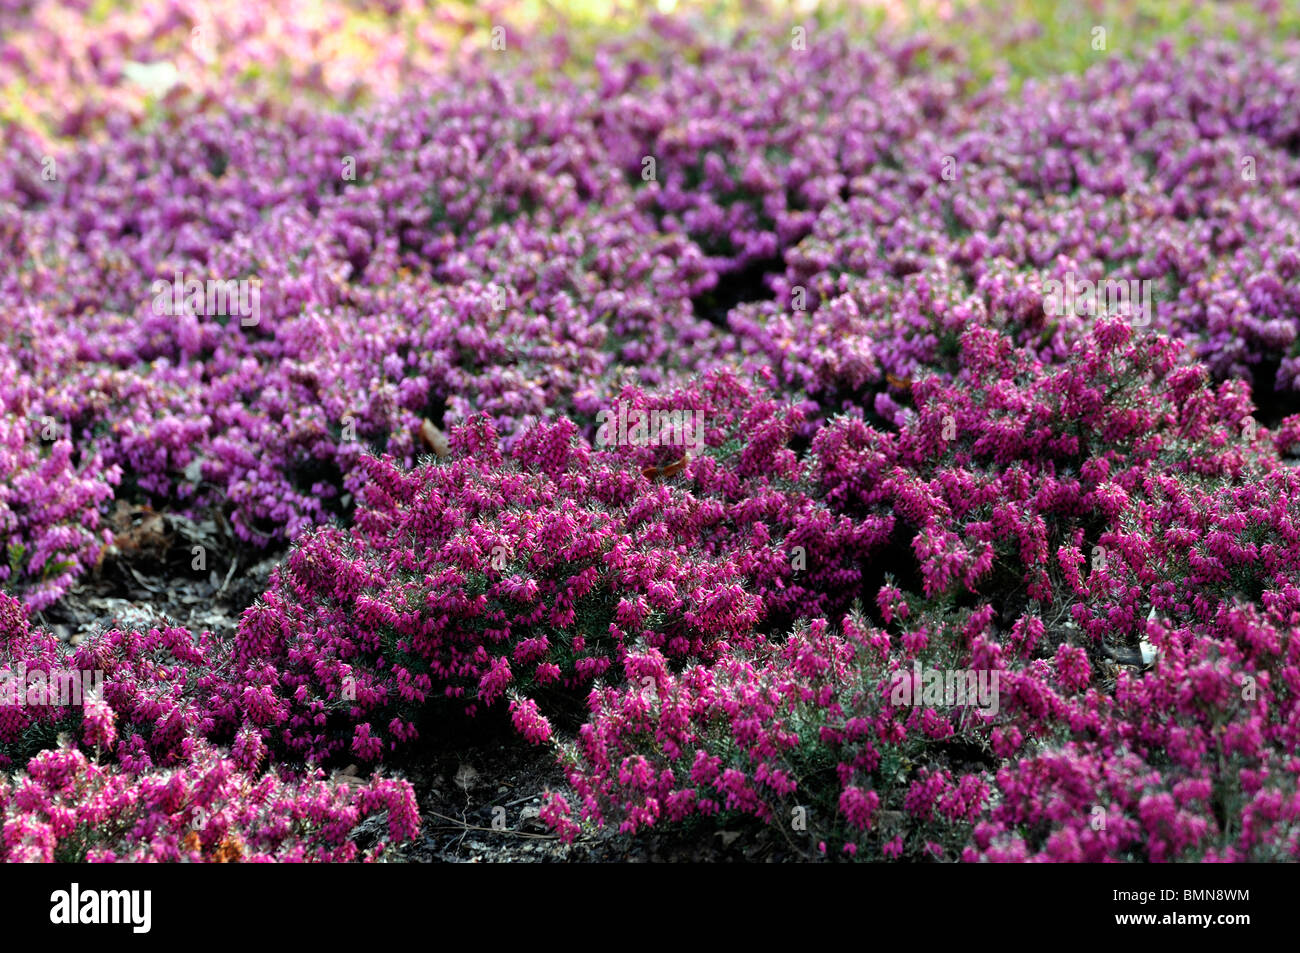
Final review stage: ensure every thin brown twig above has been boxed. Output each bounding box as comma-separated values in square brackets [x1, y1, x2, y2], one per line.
[421, 808, 560, 840]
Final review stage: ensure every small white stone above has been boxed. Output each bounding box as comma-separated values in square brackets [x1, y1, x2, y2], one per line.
[1139, 638, 1158, 666]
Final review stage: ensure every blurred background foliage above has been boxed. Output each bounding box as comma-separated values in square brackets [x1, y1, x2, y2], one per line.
[3, 0, 1299, 143]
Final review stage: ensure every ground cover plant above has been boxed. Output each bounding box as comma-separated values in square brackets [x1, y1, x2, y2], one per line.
[3, 0, 1300, 864]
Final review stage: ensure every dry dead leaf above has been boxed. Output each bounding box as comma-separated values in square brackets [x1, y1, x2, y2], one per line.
[642, 452, 689, 481]
[213, 837, 244, 863]
[108, 503, 170, 559]
[418, 418, 450, 457]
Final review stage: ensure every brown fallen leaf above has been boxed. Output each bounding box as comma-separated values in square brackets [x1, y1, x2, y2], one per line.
[641, 453, 689, 481]
[330, 763, 366, 787]
[213, 837, 244, 864]
[418, 418, 450, 458]
[108, 502, 170, 559]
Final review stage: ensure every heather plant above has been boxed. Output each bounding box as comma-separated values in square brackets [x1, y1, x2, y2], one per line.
[964, 463, 1300, 860]
[549, 318, 1300, 861]
[234, 370, 878, 763]
[736, 37, 1300, 421]
[592, 31, 974, 277]
[0, 741, 418, 863]
[2, 86, 736, 543]
[7, 0, 1300, 868]
[8, 22, 1300, 579]
[0, 590, 252, 771]
[549, 610, 996, 860]
[810, 318, 1262, 615]
[0, 588, 419, 861]
[554, 585, 1300, 860]
[0, 371, 119, 611]
[967, 569, 1300, 862]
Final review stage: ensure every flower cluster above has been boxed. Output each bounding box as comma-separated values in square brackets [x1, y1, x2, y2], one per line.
[235, 370, 874, 762]
[0, 360, 118, 609]
[5, 5, 1300, 865]
[0, 589, 251, 771]
[733, 37, 1300, 422]
[0, 590, 418, 860]
[0, 742, 417, 863]
[555, 611, 996, 860]
[7, 18, 1300, 572]
[550, 319, 1300, 861]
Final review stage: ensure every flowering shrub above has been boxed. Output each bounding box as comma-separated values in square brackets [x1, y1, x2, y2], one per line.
[0, 369, 118, 610]
[965, 464, 1300, 861]
[6, 4, 1300, 865]
[966, 566, 1300, 862]
[550, 613, 992, 860]
[833, 318, 1259, 605]
[0, 743, 417, 863]
[0, 590, 417, 861]
[6, 18, 1300, 569]
[593, 31, 971, 276]
[1, 89, 730, 543]
[236, 370, 877, 762]
[730, 37, 1300, 427]
[549, 319, 1300, 861]
[0, 589, 251, 771]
